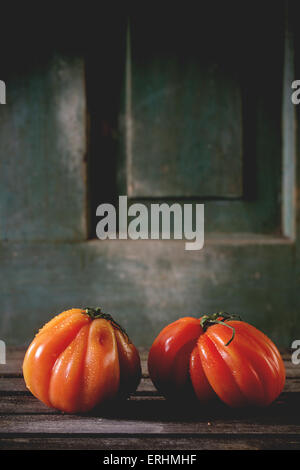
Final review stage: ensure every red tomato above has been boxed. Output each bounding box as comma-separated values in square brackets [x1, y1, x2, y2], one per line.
[23, 308, 141, 413]
[148, 313, 285, 407]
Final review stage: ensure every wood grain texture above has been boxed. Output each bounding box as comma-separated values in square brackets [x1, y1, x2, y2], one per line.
[2, 436, 300, 450]
[0, 54, 87, 241]
[0, 388, 299, 415]
[282, 1, 297, 239]
[0, 348, 299, 450]
[2, 376, 300, 395]
[0, 377, 157, 395]
[1, 409, 300, 436]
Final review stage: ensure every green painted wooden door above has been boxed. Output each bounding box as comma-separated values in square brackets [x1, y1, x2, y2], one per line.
[0, 1, 299, 348]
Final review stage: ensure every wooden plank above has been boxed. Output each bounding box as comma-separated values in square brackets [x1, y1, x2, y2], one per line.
[0, 384, 297, 414]
[0, 349, 298, 450]
[1, 402, 300, 435]
[0, 390, 297, 416]
[1, 435, 300, 450]
[0, 394, 168, 415]
[0, 349, 23, 377]
[0, 54, 87, 241]
[282, 0, 297, 239]
[1, 375, 299, 395]
[123, 7, 243, 198]
[0, 378, 27, 393]
[0, 395, 55, 414]
[0, 377, 158, 395]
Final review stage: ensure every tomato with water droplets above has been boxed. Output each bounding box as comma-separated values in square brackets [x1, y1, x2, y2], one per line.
[148, 313, 285, 407]
[23, 308, 141, 413]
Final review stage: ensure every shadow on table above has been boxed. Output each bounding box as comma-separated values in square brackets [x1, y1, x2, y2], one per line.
[82, 391, 300, 424]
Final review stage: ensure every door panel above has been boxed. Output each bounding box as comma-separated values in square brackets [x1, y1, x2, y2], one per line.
[0, 1, 299, 349]
[117, 3, 284, 235]
[125, 14, 243, 198]
[0, 55, 87, 242]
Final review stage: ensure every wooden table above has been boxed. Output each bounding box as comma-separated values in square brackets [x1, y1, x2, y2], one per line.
[0, 348, 299, 450]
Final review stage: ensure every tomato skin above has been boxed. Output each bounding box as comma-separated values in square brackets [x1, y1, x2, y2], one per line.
[23, 308, 141, 413]
[148, 317, 202, 398]
[189, 346, 215, 401]
[148, 316, 285, 407]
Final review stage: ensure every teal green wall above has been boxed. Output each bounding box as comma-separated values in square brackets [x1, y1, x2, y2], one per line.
[0, 1, 299, 349]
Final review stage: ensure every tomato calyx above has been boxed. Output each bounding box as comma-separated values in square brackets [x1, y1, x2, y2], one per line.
[84, 307, 130, 342]
[200, 312, 242, 346]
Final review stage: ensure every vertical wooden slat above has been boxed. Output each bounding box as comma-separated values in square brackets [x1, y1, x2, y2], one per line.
[282, 0, 297, 240]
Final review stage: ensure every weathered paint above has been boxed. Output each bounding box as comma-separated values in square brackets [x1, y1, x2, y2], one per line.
[0, 239, 298, 348]
[0, 1, 299, 351]
[118, 3, 283, 235]
[123, 18, 243, 198]
[0, 55, 87, 241]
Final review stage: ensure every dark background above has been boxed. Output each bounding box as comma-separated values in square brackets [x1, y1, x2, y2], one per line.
[0, 1, 299, 348]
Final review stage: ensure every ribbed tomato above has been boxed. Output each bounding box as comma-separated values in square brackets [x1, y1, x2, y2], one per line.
[23, 308, 141, 413]
[148, 313, 285, 407]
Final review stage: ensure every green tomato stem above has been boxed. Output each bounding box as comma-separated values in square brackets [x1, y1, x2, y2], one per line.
[200, 311, 242, 346]
[83, 307, 130, 342]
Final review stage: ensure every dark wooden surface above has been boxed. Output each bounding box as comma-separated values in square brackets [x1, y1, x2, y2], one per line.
[0, 348, 299, 450]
